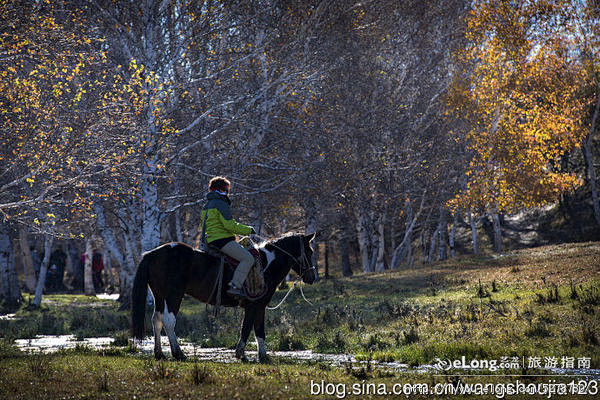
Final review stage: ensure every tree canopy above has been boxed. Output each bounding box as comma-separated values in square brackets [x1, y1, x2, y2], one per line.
[1, 0, 599, 306]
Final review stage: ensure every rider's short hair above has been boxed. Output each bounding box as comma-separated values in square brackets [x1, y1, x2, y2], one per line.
[208, 176, 231, 191]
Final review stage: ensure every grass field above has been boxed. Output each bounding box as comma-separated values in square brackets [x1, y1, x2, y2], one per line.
[2, 347, 598, 399]
[1, 242, 599, 398]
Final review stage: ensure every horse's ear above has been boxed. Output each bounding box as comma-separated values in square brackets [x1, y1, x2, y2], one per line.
[304, 232, 316, 243]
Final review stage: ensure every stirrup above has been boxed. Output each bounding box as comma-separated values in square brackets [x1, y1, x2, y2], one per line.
[227, 283, 249, 301]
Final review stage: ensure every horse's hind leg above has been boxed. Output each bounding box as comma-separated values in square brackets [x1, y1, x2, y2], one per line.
[152, 301, 165, 360]
[163, 300, 186, 361]
[235, 305, 256, 362]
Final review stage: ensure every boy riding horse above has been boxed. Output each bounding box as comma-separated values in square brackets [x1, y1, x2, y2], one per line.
[200, 176, 256, 301]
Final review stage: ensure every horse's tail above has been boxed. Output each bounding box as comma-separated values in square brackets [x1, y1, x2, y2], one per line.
[131, 252, 151, 340]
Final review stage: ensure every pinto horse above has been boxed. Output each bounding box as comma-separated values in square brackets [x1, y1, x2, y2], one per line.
[131, 232, 317, 362]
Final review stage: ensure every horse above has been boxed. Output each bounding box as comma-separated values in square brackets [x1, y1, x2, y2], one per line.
[131, 232, 317, 362]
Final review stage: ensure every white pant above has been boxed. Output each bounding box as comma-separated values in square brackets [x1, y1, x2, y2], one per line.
[220, 241, 255, 288]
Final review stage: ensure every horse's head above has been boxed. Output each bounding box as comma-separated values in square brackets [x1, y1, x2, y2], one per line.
[292, 232, 318, 284]
[265, 232, 318, 284]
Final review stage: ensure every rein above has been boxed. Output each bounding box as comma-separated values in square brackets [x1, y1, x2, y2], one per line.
[265, 281, 314, 311]
[266, 281, 298, 310]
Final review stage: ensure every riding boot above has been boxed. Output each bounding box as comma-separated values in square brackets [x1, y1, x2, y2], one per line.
[227, 282, 249, 301]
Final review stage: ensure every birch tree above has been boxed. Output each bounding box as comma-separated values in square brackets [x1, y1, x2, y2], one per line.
[18, 227, 36, 292]
[0, 222, 21, 308]
[447, 0, 592, 240]
[33, 229, 54, 307]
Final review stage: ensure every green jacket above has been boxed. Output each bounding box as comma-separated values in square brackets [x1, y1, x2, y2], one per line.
[200, 191, 252, 244]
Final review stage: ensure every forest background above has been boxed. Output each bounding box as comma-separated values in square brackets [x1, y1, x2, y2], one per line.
[1, 0, 599, 309]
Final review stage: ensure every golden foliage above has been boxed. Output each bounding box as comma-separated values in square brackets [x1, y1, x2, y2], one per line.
[447, 0, 593, 213]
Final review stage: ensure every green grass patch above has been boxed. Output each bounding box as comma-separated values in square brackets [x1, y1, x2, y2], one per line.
[1, 242, 598, 371]
[0, 344, 593, 399]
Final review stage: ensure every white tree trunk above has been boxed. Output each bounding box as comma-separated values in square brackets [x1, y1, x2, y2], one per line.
[139, 2, 162, 254]
[96, 204, 125, 266]
[406, 233, 413, 266]
[119, 229, 138, 307]
[0, 224, 22, 307]
[305, 198, 318, 268]
[340, 235, 353, 277]
[33, 233, 53, 307]
[84, 238, 94, 295]
[375, 212, 386, 272]
[427, 227, 439, 263]
[583, 92, 600, 227]
[391, 199, 421, 269]
[438, 207, 448, 261]
[357, 207, 373, 273]
[64, 244, 77, 290]
[369, 212, 379, 270]
[339, 211, 353, 277]
[420, 228, 426, 263]
[18, 226, 36, 292]
[583, 138, 600, 227]
[491, 211, 502, 253]
[96, 203, 135, 304]
[141, 175, 161, 253]
[390, 216, 396, 258]
[449, 212, 458, 258]
[469, 211, 478, 255]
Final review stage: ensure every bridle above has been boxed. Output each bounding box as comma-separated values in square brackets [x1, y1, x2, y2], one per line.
[257, 234, 317, 310]
[296, 236, 317, 282]
[256, 234, 316, 282]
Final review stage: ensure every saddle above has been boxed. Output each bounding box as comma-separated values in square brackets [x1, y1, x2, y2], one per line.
[202, 240, 267, 302]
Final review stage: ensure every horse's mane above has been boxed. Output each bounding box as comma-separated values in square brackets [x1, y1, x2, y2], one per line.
[260, 232, 302, 248]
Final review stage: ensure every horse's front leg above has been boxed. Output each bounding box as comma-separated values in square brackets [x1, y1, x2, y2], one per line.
[253, 306, 269, 364]
[236, 305, 256, 362]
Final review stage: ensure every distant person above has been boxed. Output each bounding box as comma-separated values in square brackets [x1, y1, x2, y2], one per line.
[92, 251, 104, 293]
[45, 264, 58, 293]
[49, 248, 66, 291]
[73, 252, 85, 291]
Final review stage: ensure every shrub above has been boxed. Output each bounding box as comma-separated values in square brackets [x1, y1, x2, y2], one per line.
[276, 332, 305, 351]
[315, 331, 346, 353]
[111, 331, 129, 347]
[578, 285, 600, 307]
[402, 326, 419, 345]
[525, 321, 551, 338]
[187, 362, 212, 385]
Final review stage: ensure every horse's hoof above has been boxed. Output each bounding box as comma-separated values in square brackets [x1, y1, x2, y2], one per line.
[259, 354, 271, 364]
[174, 351, 187, 361]
[235, 347, 245, 360]
[240, 355, 249, 363]
[154, 352, 166, 360]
